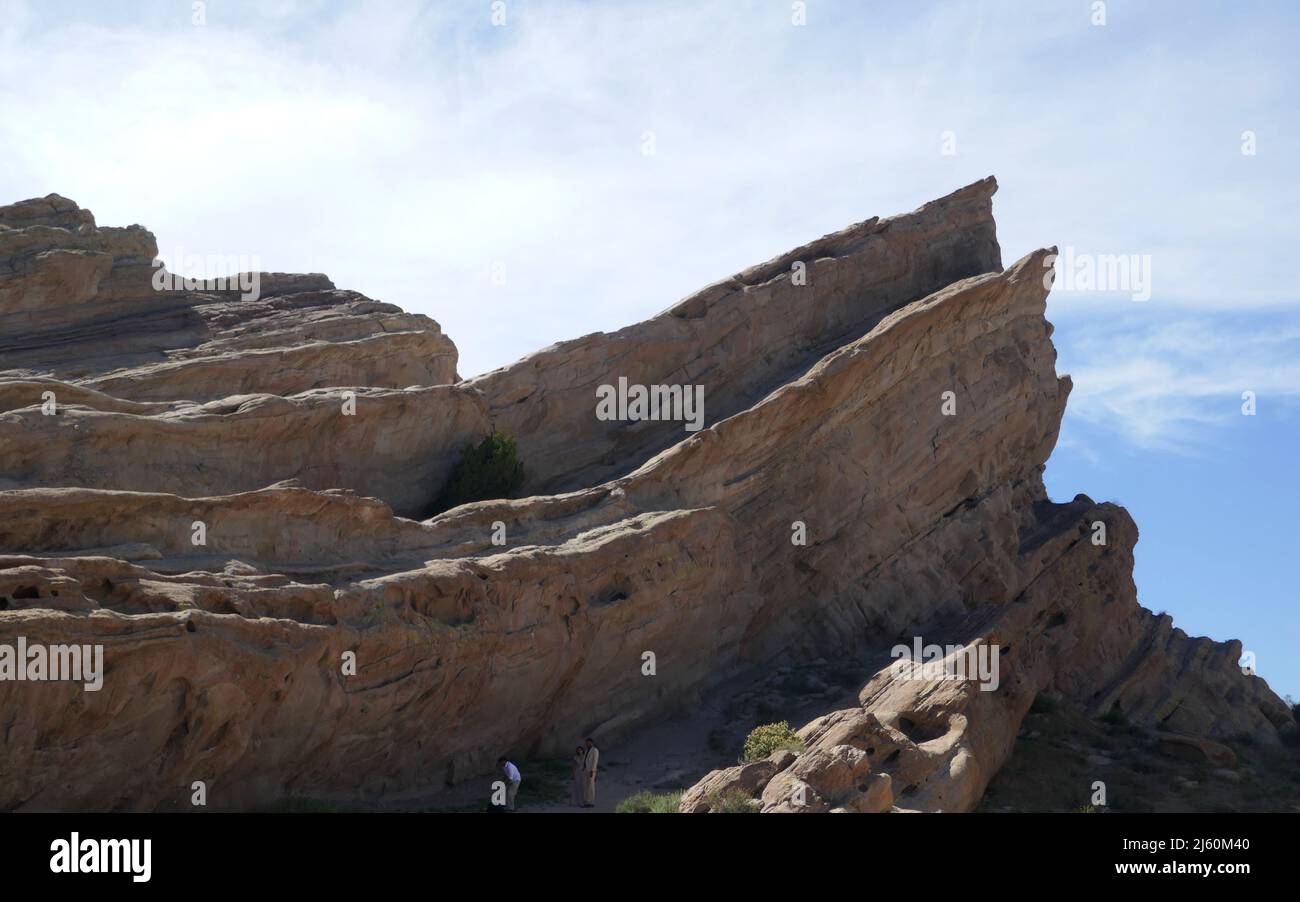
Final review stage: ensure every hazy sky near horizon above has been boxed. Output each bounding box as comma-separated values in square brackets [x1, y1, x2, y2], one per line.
[2, 0, 1298, 696]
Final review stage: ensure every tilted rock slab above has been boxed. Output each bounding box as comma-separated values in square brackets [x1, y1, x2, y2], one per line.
[470, 177, 1001, 494]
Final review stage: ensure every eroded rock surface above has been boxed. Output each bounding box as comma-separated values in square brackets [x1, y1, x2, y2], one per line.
[1, 195, 470, 517]
[0, 181, 1291, 812]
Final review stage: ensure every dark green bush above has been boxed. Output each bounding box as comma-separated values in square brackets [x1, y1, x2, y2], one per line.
[433, 432, 525, 514]
[1100, 702, 1128, 727]
[1029, 693, 1058, 715]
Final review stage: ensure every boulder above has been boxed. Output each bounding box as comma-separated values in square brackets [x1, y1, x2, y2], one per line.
[1157, 735, 1238, 768]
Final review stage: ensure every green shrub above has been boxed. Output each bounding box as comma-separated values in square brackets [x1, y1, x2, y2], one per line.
[1029, 693, 1058, 715]
[433, 432, 525, 514]
[706, 788, 759, 813]
[741, 721, 804, 763]
[1100, 703, 1128, 727]
[615, 791, 682, 813]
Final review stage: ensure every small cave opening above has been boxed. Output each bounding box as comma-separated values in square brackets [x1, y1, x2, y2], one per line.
[897, 714, 947, 744]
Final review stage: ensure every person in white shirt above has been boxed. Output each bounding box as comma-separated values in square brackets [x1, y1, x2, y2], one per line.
[498, 757, 521, 811]
[581, 738, 599, 808]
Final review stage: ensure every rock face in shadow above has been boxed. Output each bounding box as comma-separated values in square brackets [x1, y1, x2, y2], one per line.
[0, 181, 1291, 812]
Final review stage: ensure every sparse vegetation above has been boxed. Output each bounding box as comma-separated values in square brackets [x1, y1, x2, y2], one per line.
[1029, 693, 1058, 715]
[706, 788, 759, 813]
[1100, 703, 1128, 727]
[432, 432, 525, 514]
[981, 693, 1300, 813]
[741, 720, 804, 763]
[615, 790, 682, 813]
[516, 757, 572, 806]
[777, 670, 816, 694]
[421, 757, 572, 812]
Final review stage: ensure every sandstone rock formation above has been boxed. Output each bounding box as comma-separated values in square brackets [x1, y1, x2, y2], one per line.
[0, 182, 1292, 812]
[0, 194, 473, 517]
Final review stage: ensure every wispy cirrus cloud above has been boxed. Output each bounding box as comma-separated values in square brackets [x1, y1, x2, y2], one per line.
[1053, 311, 1300, 453]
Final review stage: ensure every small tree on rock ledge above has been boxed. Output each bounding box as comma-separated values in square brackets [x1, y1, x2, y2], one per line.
[432, 432, 525, 515]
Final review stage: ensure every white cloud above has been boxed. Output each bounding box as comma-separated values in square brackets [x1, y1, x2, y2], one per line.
[1, 0, 1297, 377]
[1054, 313, 1300, 452]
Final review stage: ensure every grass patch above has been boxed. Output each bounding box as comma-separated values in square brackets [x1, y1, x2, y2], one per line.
[421, 757, 573, 812]
[706, 788, 759, 813]
[517, 757, 573, 807]
[615, 791, 682, 814]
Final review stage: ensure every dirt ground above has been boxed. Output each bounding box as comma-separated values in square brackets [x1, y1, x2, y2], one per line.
[277, 654, 1299, 814]
[391, 658, 873, 813]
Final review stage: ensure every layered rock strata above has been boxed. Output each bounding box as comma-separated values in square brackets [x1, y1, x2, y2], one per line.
[0, 182, 1289, 812]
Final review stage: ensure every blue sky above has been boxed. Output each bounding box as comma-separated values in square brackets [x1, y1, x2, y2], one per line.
[1, 0, 1297, 697]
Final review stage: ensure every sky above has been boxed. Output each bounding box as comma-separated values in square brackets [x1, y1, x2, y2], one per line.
[1, 0, 1296, 698]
